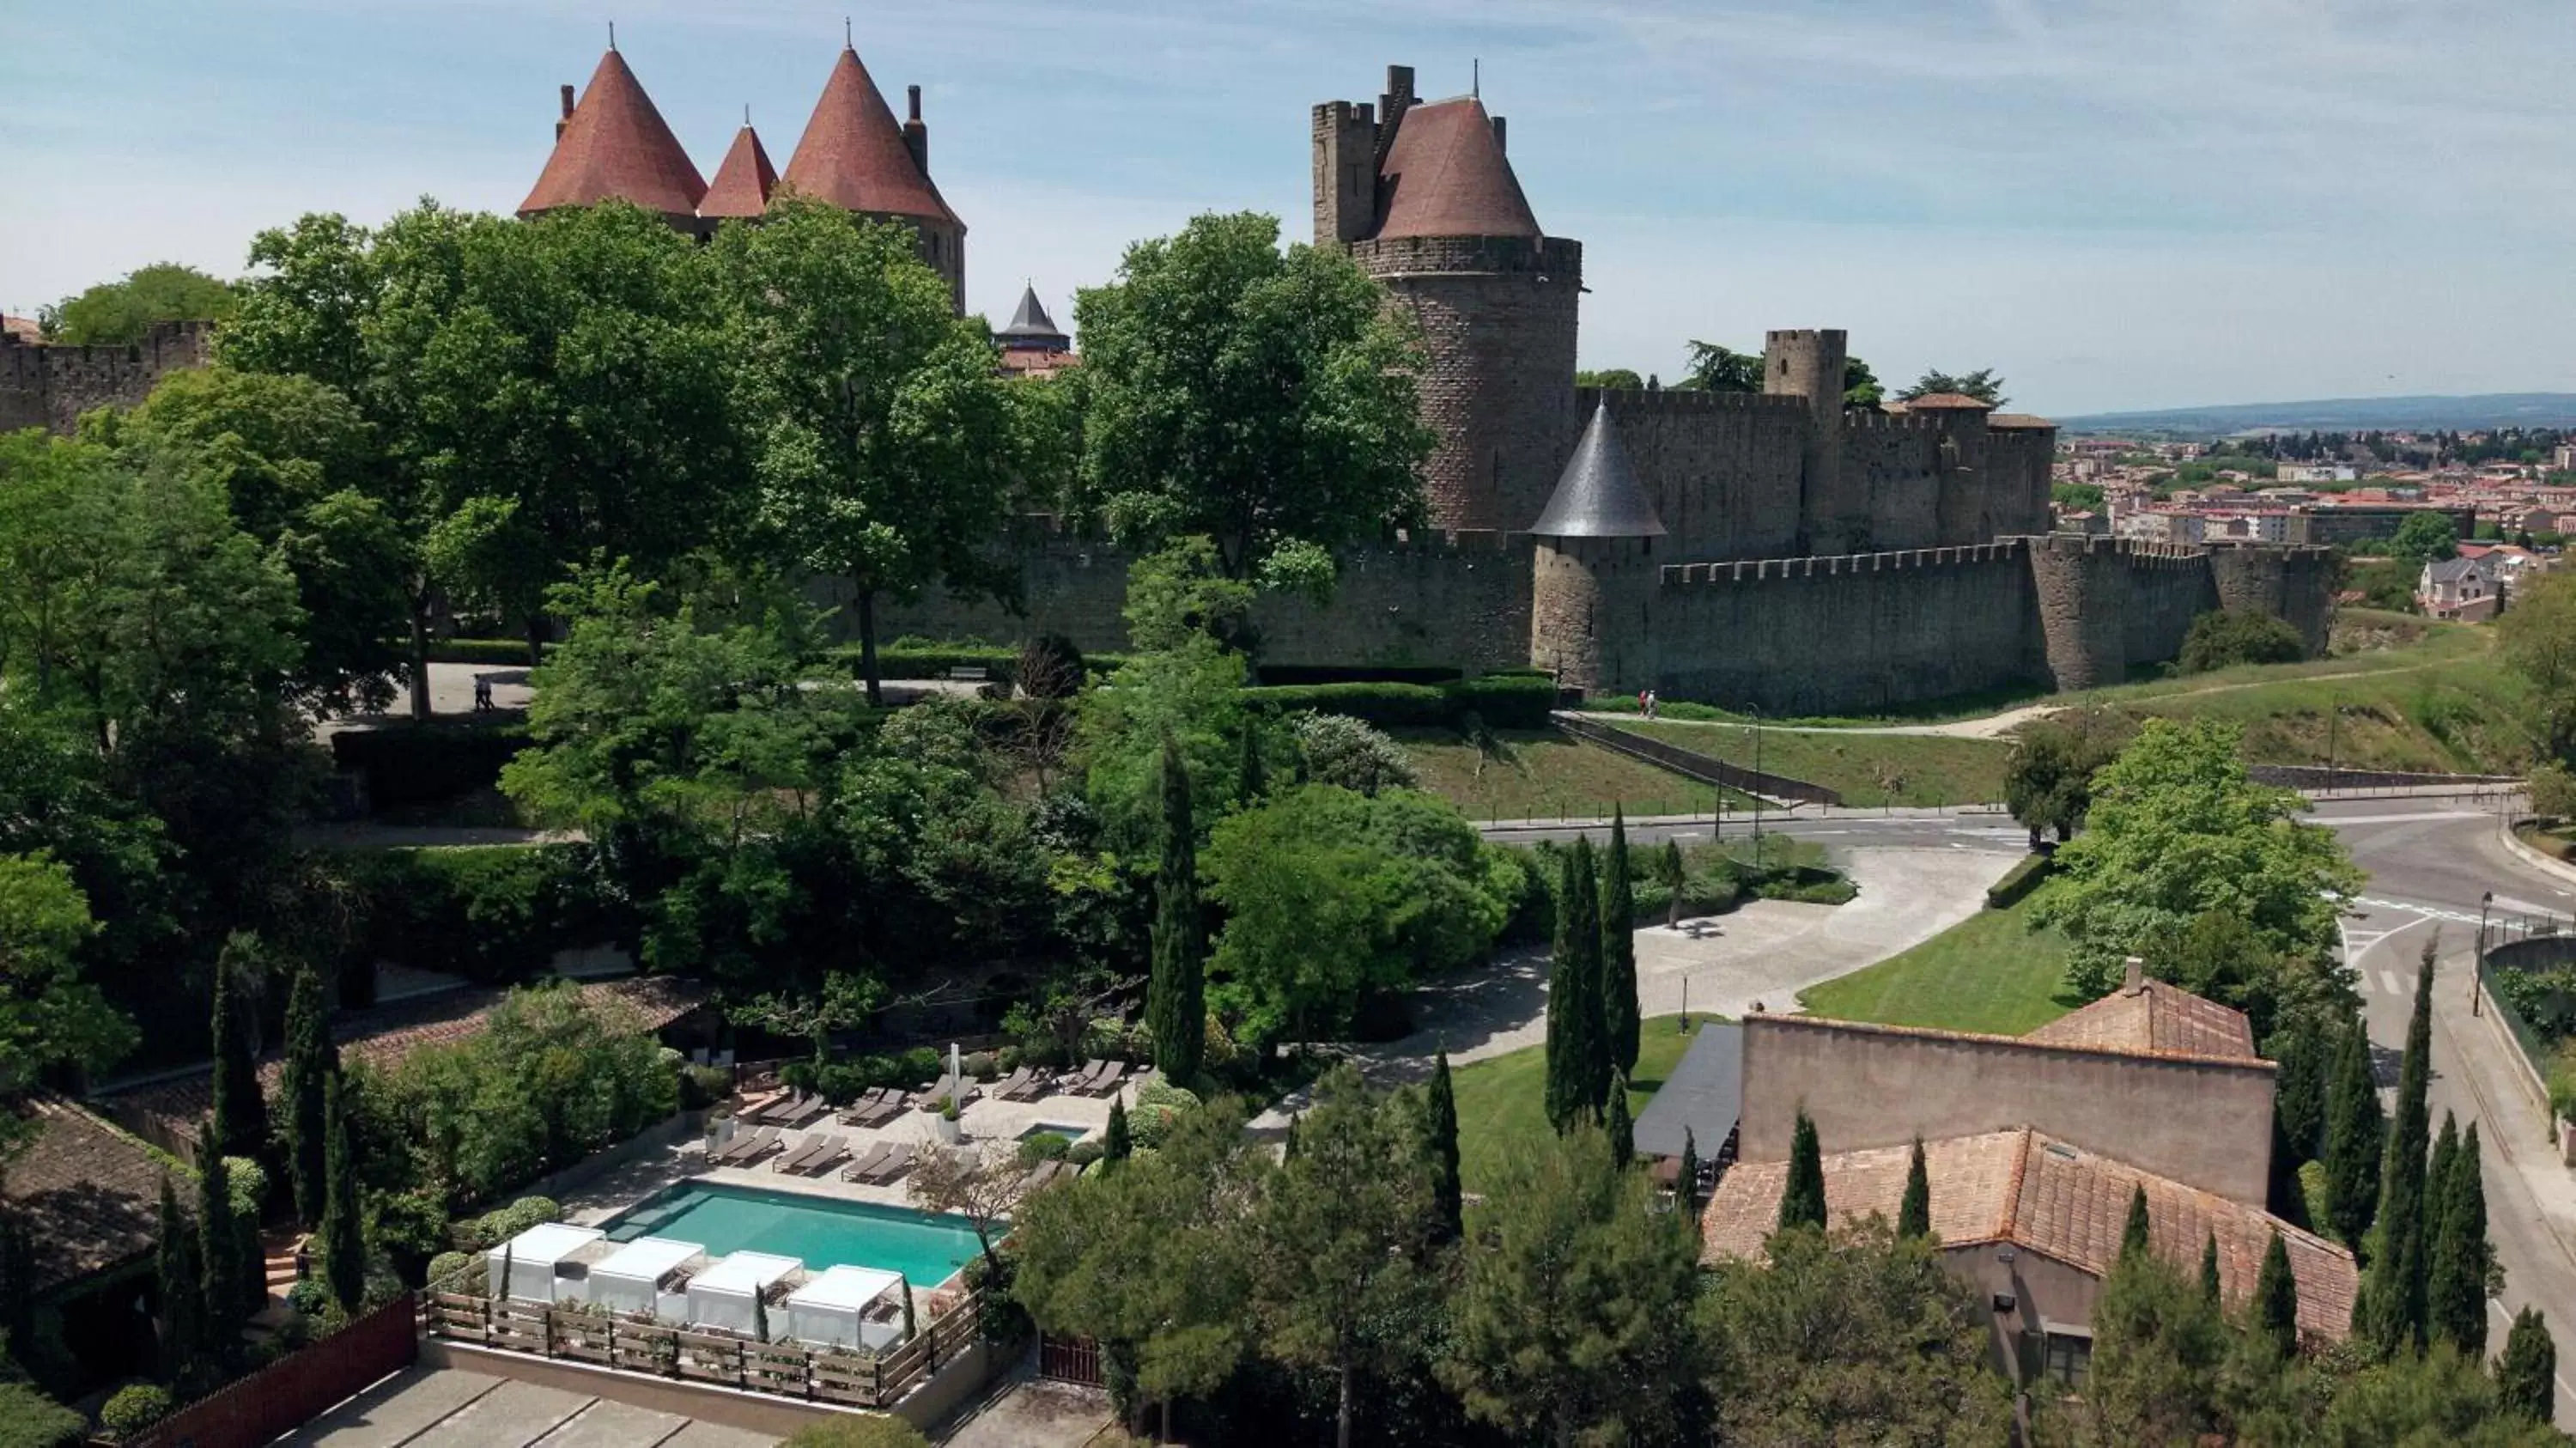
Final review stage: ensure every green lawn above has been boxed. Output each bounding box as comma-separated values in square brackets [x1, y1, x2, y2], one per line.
[1613, 722, 2013, 807]
[1399, 729, 1747, 822]
[1795, 888, 2081, 1036]
[1449, 1015, 1709, 1195]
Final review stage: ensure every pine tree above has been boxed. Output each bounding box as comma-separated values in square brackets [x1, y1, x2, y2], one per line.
[196, 1126, 241, 1354]
[2322, 1016, 2384, 1247]
[1103, 1098, 1132, 1166]
[2254, 1231, 2300, 1356]
[1605, 1070, 1634, 1168]
[1544, 839, 1608, 1131]
[1897, 1135, 1930, 1239]
[1145, 732, 1206, 1089]
[2497, 1308, 2556, 1425]
[208, 934, 271, 1163]
[1425, 1049, 1463, 1246]
[2428, 1122, 2490, 1357]
[1677, 1128, 1702, 1219]
[1777, 1109, 1826, 1232]
[155, 1177, 203, 1383]
[2362, 945, 2437, 1355]
[1659, 839, 1685, 932]
[1601, 810, 1640, 1078]
[319, 1068, 366, 1313]
[2200, 1231, 2222, 1304]
[2120, 1184, 2152, 1265]
[280, 960, 334, 1226]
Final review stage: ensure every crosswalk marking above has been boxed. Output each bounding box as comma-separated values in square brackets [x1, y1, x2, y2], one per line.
[2381, 970, 2403, 996]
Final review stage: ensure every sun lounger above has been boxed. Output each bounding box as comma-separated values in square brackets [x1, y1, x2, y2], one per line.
[855, 1142, 916, 1184]
[918, 1077, 980, 1112]
[1022, 1159, 1072, 1192]
[753, 1089, 810, 1124]
[991, 1066, 1034, 1100]
[839, 1141, 894, 1182]
[778, 1092, 832, 1127]
[770, 1135, 821, 1173]
[787, 1135, 848, 1176]
[1001, 1069, 1050, 1103]
[715, 1125, 779, 1165]
[1072, 1059, 1108, 1091]
[1083, 1061, 1130, 1097]
[840, 1089, 900, 1129]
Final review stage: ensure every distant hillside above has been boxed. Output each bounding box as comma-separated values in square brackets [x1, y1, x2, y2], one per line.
[2059, 393, 2576, 436]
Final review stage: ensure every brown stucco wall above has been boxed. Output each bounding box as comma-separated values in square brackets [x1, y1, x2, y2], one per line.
[1737, 1015, 2276, 1205]
[1945, 1243, 2104, 1391]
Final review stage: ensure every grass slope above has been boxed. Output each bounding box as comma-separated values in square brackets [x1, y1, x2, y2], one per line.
[1613, 723, 2012, 807]
[1449, 1015, 1707, 1195]
[1398, 729, 1745, 821]
[1795, 888, 2081, 1037]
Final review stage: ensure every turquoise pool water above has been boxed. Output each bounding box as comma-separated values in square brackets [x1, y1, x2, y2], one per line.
[1018, 1122, 1088, 1143]
[604, 1183, 983, 1287]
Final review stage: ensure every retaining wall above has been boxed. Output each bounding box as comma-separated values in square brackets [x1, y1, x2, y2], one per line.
[126, 1293, 417, 1448]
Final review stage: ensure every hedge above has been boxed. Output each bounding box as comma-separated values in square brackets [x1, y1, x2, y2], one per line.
[330, 721, 530, 808]
[1244, 673, 1555, 730]
[1985, 852, 2054, 910]
[829, 642, 1129, 683]
[1255, 664, 1464, 686]
[349, 845, 620, 984]
[424, 638, 535, 666]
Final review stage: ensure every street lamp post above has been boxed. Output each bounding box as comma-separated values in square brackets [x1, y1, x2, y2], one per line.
[2324, 692, 2340, 792]
[1749, 706, 1765, 867]
[2477, 891, 2493, 1016]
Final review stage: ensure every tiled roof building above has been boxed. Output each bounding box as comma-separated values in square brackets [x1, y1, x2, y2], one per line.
[2, 1097, 169, 1296]
[698, 123, 779, 221]
[519, 47, 708, 226]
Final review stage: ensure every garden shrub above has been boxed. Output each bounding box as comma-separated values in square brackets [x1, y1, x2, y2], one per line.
[1291, 712, 1420, 795]
[1985, 853, 2054, 910]
[679, 1064, 734, 1110]
[423, 1251, 475, 1290]
[781, 1411, 933, 1446]
[287, 1276, 333, 1315]
[1133, 1080, 1200, 1113]
[2178, 608, 2306, 673]
[1066, 1140, 1104, 1167]
[329, 720, 532, 809]
[456, 1194, 567, 1250]
[351, 845, 617, 984]
[1244, 673, 1555, 731]
[963, 1051, 998, 1081]
[97, 1384, 173, 1439]
[1015, 1132, 1071, 1167]
[0, 1384, 84, 1448]
[422, 637, 533, 666]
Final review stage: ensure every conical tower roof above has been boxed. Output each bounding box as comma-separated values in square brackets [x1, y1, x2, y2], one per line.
[1374, 96, 1540, 240]
[779, 46, 959, 225]
[1530, 401, 1666, 537]
[520, 48, 708, 222]
[699, 124, 778, 220]
[998, 283, 1067, 344]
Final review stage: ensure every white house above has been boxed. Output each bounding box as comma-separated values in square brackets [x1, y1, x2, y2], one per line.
[2419, 555, 2500, 622]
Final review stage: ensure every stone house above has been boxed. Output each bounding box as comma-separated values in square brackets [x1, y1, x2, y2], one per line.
[2418, 555, 2500, 621]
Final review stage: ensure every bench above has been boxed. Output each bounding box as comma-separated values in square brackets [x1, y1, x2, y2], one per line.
[947, 665, 990, 683]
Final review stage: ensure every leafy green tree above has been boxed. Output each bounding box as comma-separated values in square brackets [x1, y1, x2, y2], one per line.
[2320, 1345, 2560, 1445]
[1899, 368, 2006, 405]
[1145, 733, 1206, 1088]
[2002, 712, 2128, 849]
[1843, 355, 1885, 408]
[2068, 1244, 2234, 1446]
[1424, 1048, 1462, 1247]
[2324, 1015, 2385, 1247]
[207, 933, 271, 1162]
[2255, 1232, 2300, 1356]
[2363, 945, 2438, 1355]
[1069, 212, 1434, 587]
[1251, 1066, 1430, 1448]
[1601, 809, 1639, 1078]
[0, 853, 134, 1154]
[1680, 341, 1763, 393]
[1440, 1124, 1701, 1445]
[319, 1067, 365, 1312]
[1291, 713, 1418, 797]
[1080, 603, 1253, 853]
[2500, 571, 2576, 762]
[194, 1126, 242, 1355]
[2270, 1009, 2330, 1170]
[2390, 510, 2462, 564]
[2496, 1308, 2555, 1424]
[2202, 1231, 2224, 1304]
[1605, 1069, 1635, 1167]
[1699, 1219, 2011, 1443]
[1779, 1109, 1827, 1232]
[2123, 1183, 2154, 1264]
[1899, 1135, 1930, 1240]
[2429, 1122, 2490, 1357]
[2178, 609, 2307, 673]
[1658, 838, 1685, 930]
[716, 200, 1017, 704]
[1574, 368, 1643, 391]
[1544, 837, 1606, 1131]
[2055, 482, 2108, 510]
[42, 262, 234, 343]
[2033, 719, 2362, 1000]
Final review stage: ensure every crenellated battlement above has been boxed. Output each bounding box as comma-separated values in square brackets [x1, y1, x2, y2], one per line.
[1658, 539, 2027, 586]
[1839, 406, 1947, 435]
[0, 320, 214, 434]
[1348, 233, 1583, 278]
[1575, 385, 1807, 417]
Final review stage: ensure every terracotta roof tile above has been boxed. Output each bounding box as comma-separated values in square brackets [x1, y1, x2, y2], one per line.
[1, 316, 39, 344]
[779, 46, 958, 226]
[3, 1097, 169, 1293]
[1704, 1129, 2357, 1342]
[520, 49, 708, 221]
[1900, 392, 1997, 411]
[1373, 97, 1540, 241]
[699, 125, 779, 220]
[2025, 979, 2257, 1061]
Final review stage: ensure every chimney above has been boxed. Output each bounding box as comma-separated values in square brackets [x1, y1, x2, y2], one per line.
[556, 82, 575, 139]
[1491, 113, 1506, 153]
[902, 83, 929, 175]
[2121, 956, 2146, 995]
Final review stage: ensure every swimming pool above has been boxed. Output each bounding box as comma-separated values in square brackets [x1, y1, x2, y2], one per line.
[604, 1183, 985, 1288]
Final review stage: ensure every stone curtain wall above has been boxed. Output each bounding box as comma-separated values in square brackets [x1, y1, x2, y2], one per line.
[1576, 386, 1810, 558]
[1737, 1015, 2278, 1207]
[2120, 545, 2221, 674]
[1841, 410, 1947, 551]
[0, 321, 212, 435]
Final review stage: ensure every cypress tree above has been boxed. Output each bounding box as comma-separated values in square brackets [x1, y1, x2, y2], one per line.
[1145, 733, 1206, 1089]
[1897, 1135, 1930, 1240]
[1238, 718, 1266, 804]
[208, 934, 271, 1163]
[1425, 1049, 1462, 1246]
[2120, 1184, 2152, 1264]
[2270, 1013, 2327, 1165]
[155, 1177, 203, 1382]
[196, 1126, 241, 1353]
[2425, 1111, 2460, 1262]
[320, 1068, 366, 1313]
[1659, 839, 1686, 931]
[2497, 1307, 2556, 1425]
[1281, 1111, 1301, 1161]
[1544, 839, 1607, 1131]
[1677, 1128, 1701, 1217]
[2429, 1122, 2490, 1357]
[901, 1276, 917, 1342]
[498, 1243, 515, 1302]
[1601, 809, 1640, 1078]
[2200, 1231, 2223, 1305]
[752, 1288, 769, 1343]
[2363, 945, 2437, 1355]
[0, 1212, 32, 1366]
[281, 960, 333, 1226]
[2254, 1232, 2300, 1356]
[2322, 1016, 2384, 1247]
[1103, 1098, 1132, 1165]
[1777, 1109, 1827, 1232]
[1605, 1069, 1634, 1168]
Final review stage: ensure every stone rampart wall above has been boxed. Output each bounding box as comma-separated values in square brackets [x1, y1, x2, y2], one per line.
[0, 321, 212, 434]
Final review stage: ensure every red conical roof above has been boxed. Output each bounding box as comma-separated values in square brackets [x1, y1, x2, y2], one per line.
[1374, 96, 1540, 240]
[520, 49, 707, 221]
[699, 125, 778, 220]
[779, 46, 958, 225]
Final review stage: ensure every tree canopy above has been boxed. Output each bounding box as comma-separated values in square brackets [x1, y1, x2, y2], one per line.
[41, 263, 235, 344]
[1899, 368, 2007, 405]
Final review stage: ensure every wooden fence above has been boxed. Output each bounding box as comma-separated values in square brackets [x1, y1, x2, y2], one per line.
[1038, 1332, 1103, 1387]
[423, 1290, 980, 1410]
[125, 1293, 418, 1448]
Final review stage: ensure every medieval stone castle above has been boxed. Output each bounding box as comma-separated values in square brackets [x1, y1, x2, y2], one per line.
[3, 50, 2333, 713]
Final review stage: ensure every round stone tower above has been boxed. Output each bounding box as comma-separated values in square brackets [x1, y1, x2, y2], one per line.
[2028, 536, 2131, 691]
[1529, 401, 1667, 693]
[1315, 66, 1581, 532]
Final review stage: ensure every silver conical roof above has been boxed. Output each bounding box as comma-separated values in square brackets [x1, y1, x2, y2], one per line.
[999, 283, 1065, 341]
[1529, 401, 1666, 537]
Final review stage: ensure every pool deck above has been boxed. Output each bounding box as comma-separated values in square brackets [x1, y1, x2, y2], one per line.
[560, 1071, 1143, 1232]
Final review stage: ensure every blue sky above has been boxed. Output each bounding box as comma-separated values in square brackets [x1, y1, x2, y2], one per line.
[5, 0, 2572, 416]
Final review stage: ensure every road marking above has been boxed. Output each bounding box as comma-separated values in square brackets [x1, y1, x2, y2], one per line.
[2357, 896, 2485, 927]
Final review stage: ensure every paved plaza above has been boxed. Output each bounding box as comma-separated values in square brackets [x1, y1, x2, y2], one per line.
[278, 1366, 776, 1447]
